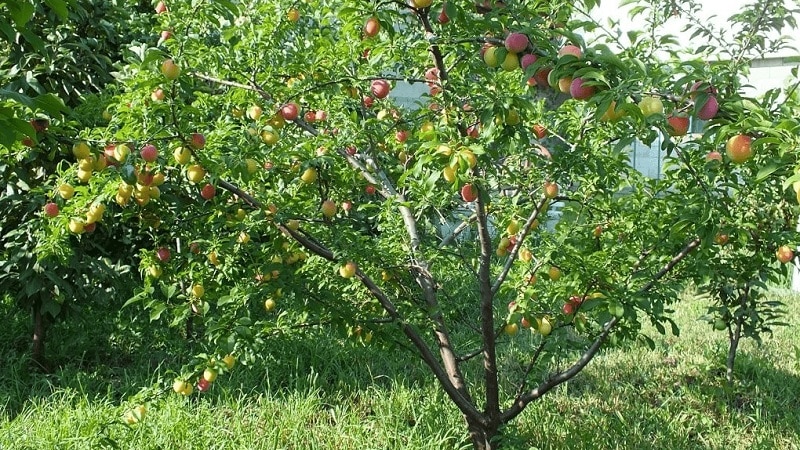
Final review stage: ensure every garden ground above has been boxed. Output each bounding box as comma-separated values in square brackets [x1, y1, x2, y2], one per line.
[1, 289, 799, 449]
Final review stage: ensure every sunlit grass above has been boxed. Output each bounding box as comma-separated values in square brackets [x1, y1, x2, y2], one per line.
[2, 290, 799, 449]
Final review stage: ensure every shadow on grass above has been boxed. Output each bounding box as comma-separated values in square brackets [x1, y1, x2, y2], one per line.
[503, 350, 800, 450]
[0, 298, 434, 426]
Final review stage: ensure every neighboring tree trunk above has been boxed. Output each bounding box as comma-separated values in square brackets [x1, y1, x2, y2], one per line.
[31, 299, 49, 372]
[726, 289, 747, 383]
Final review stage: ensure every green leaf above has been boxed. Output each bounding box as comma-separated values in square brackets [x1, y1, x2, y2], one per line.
[755, 163, 780, 183]
[7, 1, 35, 27]
[44, 0, 69, 19]
[149, 303, 167, 321]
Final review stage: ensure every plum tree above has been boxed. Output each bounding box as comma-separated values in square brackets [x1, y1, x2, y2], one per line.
[8, 0, 800, 448]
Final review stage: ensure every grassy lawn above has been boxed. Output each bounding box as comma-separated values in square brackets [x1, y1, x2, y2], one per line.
[1, 289, 799, 449]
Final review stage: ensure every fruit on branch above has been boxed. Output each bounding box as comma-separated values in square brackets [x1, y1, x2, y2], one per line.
[339, 261, 357, 279]
[519, 247, 532, 262]
[442, 165, 457, 183]
[173, 146, 191, 165]
[148, 266, 162, 278]
[505, 33, 529, 53]
[705, 151, 722, 162]
[599, 101, 624, 122]
[321, 200, 337, 218]
[203, 368, 218, 383]
[160, 59, 180, 80]
[776, 245, 794, 264]
[532, 124, 547, 139]
[500, 52, 519, 71]
[569, 77, 595, 100]
[223, 354, 236, 369]
[696, 95, 719, 121]
[365, 185, 376, 195]
[155, 1, 167, 14]
[460, 183, 478, 202]
[191, 284, 205, 298]
[300, 167, 318, 184]
[43, 202, 59, 218]
[260, 130, 279, 145]
[537, 317, 552, 336]
[73, 141, 91, 159]
[371, 79, 391, 99]
[437, 5, 450, 23]
[186, 164, 206, 183]
[113, 144, 130, 163]
[725, 134, 753, 163]
[85, 203, 105, 224]
[287, 8, 299, 22]
[666, 113, 689, 136]
[196, 378, 211, 392]
[638, 96, 664, 117]
[280, 103, 299, 121]
[506, 219, 519, 236]
[558, 44, 582, 58]
[547, 266, 561, 281]
[505, 323, 519, 336]
[459, 148, 477, 168]
[411, 0, 433, 8]
[68, 218, 85, 234]
[156, 247, 171, 262]
[173, 379, 192, 395]
[395, 130, 409, 143]
[304, 111, 316, 123]
[593, 225, 603, 238]
[151, 88, 165, 102]
[483, 47, 499, 68]
[140, 144, 158, 162]
[557, 77, 572, 94]
[543, 181, 559, 199]
[520, 53, 537, 71]
[505, 109, 520, 126]
[714, 233, 729, 245]
[200, 184, 216, 200]
[247, 105, 263, 120]
[190, 133, 206, 149]
[364, 16, 380, 37]
[562, 302, 575, 315]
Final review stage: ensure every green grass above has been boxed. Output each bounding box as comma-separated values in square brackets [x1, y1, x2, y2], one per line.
[2, 290, 800, 449]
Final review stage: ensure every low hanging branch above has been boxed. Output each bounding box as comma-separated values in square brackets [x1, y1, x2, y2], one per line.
[501, 236, 701, 423]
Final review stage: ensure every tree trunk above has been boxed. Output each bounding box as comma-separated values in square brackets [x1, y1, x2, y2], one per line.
[467, 419, 499, 450]
[726, 290, 747, 383]
[31, 300, 50, 372]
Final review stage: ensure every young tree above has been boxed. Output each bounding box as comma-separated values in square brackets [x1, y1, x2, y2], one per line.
[14, 0, 800, 447]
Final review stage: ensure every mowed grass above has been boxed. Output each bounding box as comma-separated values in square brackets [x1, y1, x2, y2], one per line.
[1, 289, 799, 450]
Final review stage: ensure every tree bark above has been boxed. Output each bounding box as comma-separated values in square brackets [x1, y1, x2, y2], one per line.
[468, 419, 499, 450]
[726, 289, 747, 383]
[31, 300, 49, 372]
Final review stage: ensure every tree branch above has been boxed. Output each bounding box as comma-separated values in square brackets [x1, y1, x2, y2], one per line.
[475, 186, 501, 421]
[491, 196, 548, 295]
[500, 236, 701, 423]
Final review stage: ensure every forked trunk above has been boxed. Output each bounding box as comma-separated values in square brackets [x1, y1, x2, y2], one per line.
[31, 301, 50, 372]
[467, 419, 499, 450]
